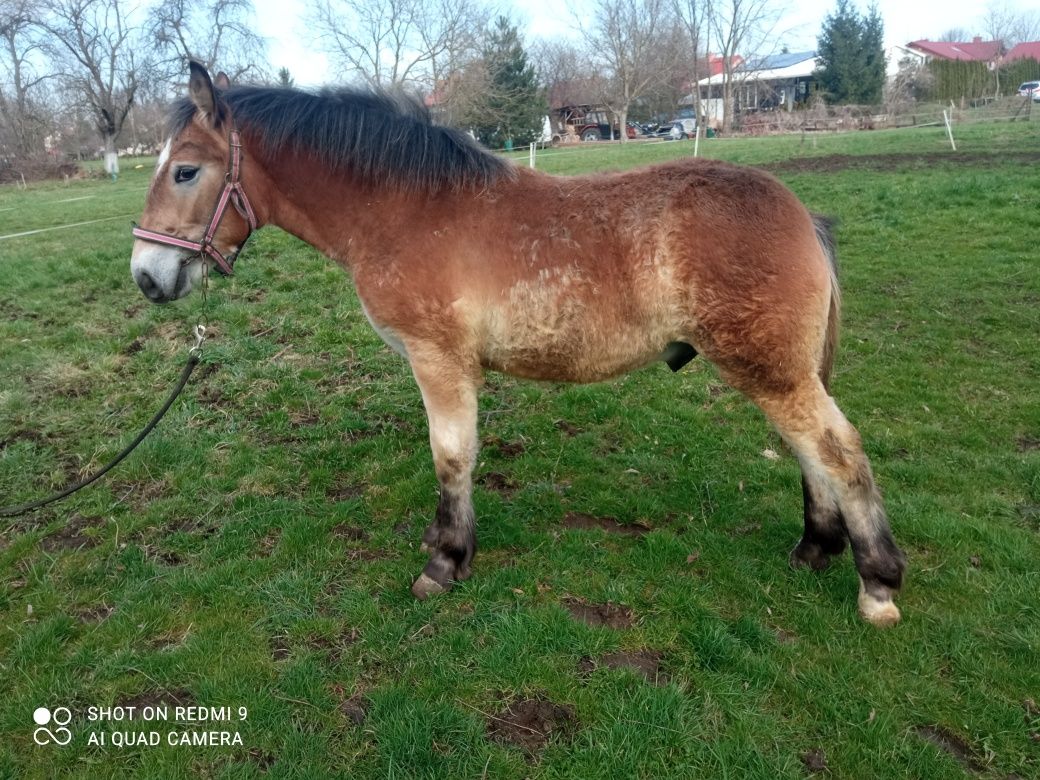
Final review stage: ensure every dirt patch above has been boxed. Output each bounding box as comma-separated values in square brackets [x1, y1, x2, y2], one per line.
[246, 748, 275, 769]
[157, 549, 183, 566]
[478, 471, 518, 496]
[121, 337, 145, 356]
[1018, 503, 1040, 528]
[562, 512, 650, 536]
[254, 529, 281, 558]
[334, 525, 369, 541]
[1015, 434, 1040, 453]
[327, 480, 365, 501]
[116, 688, 194, 712]
[483, 436, 526, 458]
[108, 478, 168, 509]
[166, 517, 218, 538]
[288, 409, 320, 428]
[578, 650, 667, 684]
[486, 696, 576, 754]
[765, 151, 1040, 175]
[0, 428, 51, 450]
[76, 604, 115, 623]
[41, 514, 103, 553]
[271, 635, 291, 662]
[340, 693, 370, 725]
[730, 521, 762, 536]
[914, 725, 987, 774]
[562, 597, 635, 629]
[801, 747, 828, 774]
[554, 420, 582, 437]
[344, 547, 388, 562]
[308, 627, 360, 662]
[147, 625, 191, 651]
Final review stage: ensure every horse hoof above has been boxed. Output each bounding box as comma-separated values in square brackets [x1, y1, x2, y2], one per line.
[858, 590, 901, 627]
[411, 573, 449, 600]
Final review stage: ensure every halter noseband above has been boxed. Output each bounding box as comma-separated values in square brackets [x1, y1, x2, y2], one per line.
[132, 128, 257, 276]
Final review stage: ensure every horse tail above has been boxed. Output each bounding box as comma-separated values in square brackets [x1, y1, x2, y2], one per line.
[812, 214, 841, 392]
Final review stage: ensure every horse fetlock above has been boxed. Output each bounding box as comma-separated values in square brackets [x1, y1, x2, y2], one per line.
[789, 538, 844, 571]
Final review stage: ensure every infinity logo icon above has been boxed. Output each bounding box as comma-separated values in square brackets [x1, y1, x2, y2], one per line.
[33, 706, 73, 746]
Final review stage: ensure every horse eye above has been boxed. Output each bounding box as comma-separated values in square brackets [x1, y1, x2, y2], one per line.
[174, 166, 198, 184]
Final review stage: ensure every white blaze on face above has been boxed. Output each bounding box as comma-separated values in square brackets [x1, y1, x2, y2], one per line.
[154, 138, 172, 180]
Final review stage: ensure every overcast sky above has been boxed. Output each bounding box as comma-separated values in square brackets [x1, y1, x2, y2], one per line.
[253, 0, 1032, 86]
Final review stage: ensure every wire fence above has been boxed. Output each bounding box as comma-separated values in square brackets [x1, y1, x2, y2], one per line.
[511, 95, 1036, 169]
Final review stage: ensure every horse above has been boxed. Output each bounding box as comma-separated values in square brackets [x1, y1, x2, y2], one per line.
[131, 63, 906, 626]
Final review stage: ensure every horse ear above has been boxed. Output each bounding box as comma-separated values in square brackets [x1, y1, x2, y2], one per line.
[188, 61, 219, 125]
[214, 71, 231, 90]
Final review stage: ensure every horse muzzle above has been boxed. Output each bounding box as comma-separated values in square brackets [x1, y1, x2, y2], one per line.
[131, 243, 199, 303]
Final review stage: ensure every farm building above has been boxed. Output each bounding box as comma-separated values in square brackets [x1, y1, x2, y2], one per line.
[683, 51, 819, 123]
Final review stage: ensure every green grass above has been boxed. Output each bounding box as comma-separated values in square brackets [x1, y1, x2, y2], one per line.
[1, 121, 1039, 778]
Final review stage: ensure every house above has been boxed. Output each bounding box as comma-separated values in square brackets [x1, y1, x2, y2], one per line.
[683, 51, 819, 123]
[1004, 42, 1040, 63]
[906, 37, 1003, 65]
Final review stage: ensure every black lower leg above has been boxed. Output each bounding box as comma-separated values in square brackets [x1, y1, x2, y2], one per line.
[419, 488, 475, 586]
[790, 476, 848, 570]
[848, 518, 906, 598]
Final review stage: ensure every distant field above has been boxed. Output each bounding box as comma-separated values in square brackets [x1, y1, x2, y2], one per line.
[1, 121, 1038, 778]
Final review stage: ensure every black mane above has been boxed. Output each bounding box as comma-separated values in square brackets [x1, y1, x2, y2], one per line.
[168, 85, 513, 193]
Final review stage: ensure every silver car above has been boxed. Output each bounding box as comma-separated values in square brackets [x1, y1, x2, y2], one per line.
[668, 118, 698, 139]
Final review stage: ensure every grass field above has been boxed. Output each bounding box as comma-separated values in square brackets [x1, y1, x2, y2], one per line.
[1, 121, 1039, 778]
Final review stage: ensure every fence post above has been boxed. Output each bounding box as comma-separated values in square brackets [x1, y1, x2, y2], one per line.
[943, 109, 957, 151]
[529, 142, 536, 169]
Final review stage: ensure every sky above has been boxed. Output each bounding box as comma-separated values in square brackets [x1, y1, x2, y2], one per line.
[252, 0, 1030, 87]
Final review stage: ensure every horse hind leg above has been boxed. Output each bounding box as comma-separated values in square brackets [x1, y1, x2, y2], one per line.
[754, 380, 906, 626]
[407, 354, 480, 600]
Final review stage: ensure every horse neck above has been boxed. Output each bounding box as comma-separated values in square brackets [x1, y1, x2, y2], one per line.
[247, 147, 414, 263]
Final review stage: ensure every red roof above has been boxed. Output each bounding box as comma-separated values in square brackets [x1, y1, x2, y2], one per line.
[1005, 42, 1040, 62]
[908, 38, 1003, 62]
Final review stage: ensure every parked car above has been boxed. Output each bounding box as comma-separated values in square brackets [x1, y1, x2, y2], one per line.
[668, 118, 698, 140]
[1017, 81, 1040, 101]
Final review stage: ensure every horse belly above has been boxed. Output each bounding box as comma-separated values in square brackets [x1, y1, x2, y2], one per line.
[481, 270, 677, 383]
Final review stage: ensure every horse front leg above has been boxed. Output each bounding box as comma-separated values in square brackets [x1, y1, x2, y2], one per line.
[408, 355, 480, 600]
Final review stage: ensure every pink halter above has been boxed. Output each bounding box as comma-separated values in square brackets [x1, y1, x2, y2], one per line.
[132, 128, 258, 276]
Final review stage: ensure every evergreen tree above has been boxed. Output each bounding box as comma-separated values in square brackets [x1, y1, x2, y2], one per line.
[277, 67, 295, 89]
[473, 17, 546, 149]
[816, 0, 886, 104]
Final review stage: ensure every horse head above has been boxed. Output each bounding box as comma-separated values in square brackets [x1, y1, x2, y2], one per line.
[131, 62, 256, 303]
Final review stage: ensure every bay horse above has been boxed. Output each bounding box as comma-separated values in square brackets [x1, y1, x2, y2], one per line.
[131, 63, 906, 626]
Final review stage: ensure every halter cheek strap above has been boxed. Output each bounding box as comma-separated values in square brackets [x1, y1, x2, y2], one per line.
[132, 129, 257, 276]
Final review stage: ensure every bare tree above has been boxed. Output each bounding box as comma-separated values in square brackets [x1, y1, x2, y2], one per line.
[310, 0, 488, 89]
[40, 0, 146, 174]
[710, 0, 779, 130]
[531, 37, 590, 107]
[1, 0, 54, 158]
[149, 0, 267, 83]
[983, 1, 1040, 49]
[937, 27, 971, 42]
[578, 0, 676, 143]
[674, 0, 711, 128]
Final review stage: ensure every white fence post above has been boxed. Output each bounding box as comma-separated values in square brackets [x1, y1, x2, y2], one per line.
[529, 142, 536, 169]
[943, 109, 957, 151]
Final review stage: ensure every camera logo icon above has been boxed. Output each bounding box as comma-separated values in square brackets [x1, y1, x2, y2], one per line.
[33, 706, 73, 746]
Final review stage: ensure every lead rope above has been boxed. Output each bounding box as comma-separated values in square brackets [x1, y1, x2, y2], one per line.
[0, 312, 209, 519]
